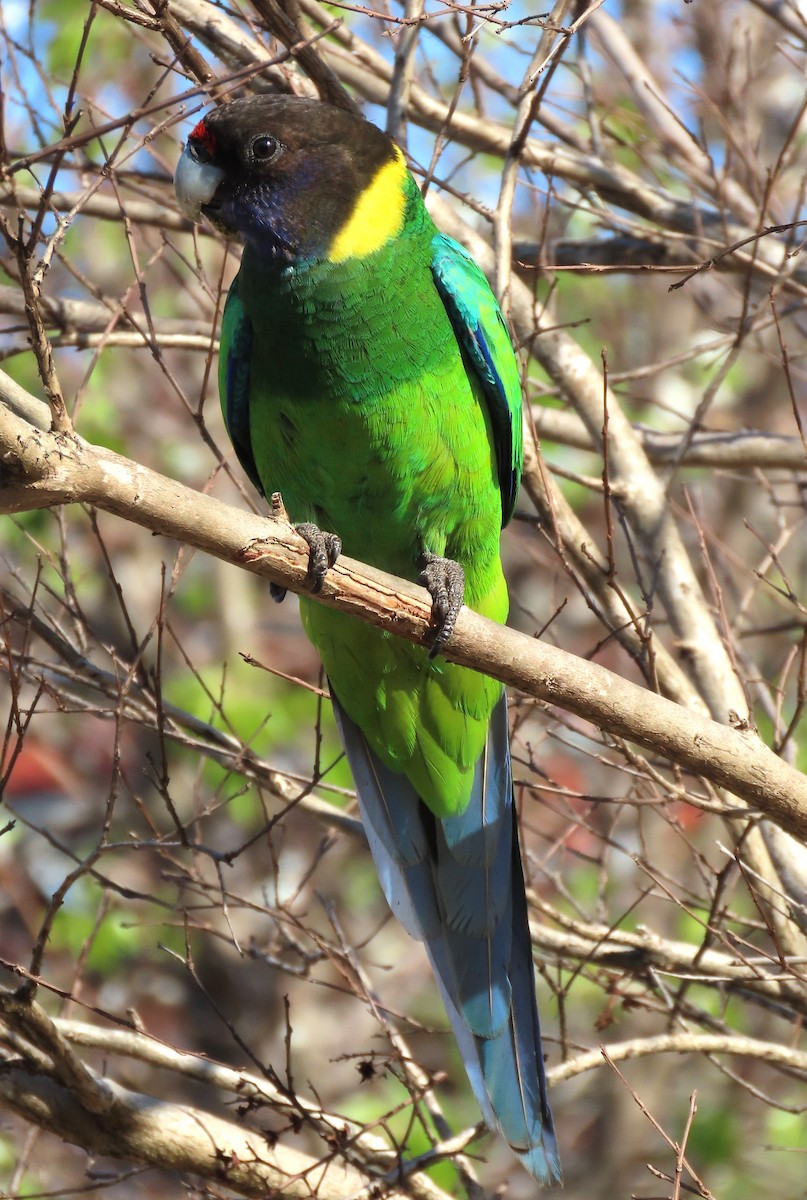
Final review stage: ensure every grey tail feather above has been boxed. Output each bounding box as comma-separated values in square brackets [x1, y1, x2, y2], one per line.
[330, 689, 561, 1184]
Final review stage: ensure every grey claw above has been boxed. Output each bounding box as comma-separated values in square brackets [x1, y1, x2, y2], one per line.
[296, 522, 342, 593]
[270, 582, 287, 604]
[419, 551, 465, 657]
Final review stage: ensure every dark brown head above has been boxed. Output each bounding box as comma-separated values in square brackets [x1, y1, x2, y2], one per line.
[174, 95, 408, 264]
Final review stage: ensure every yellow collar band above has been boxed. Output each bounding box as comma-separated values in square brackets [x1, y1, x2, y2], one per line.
[327, 146, 408, 263]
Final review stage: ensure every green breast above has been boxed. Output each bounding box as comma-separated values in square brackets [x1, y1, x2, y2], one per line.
[231, 203, 508, 815]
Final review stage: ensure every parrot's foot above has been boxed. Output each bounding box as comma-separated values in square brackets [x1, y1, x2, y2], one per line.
[419, 552, 465, 657]
[296, 522, 342, 594]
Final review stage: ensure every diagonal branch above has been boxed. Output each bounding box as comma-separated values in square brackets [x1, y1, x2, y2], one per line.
[2, 387, 807, 840]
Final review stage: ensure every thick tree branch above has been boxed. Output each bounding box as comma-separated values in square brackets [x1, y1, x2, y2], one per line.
[3, 392, 807, 840]
[50, 1022, 465, 1197]
[0, 1062, 405, 1199]
[0, 994, 449, 1200]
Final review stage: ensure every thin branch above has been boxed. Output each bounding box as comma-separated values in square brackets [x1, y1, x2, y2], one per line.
[551, 1031, 807, 1084]
[530, 406, 807, 472]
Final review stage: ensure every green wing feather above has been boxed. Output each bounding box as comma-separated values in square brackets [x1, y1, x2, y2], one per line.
[430, 233, 523, 526]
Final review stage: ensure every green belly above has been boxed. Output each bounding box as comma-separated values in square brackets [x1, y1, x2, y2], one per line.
[239, 245, 508, 814]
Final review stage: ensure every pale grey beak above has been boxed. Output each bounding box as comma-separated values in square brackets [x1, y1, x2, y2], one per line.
[174, 142, 225, 222]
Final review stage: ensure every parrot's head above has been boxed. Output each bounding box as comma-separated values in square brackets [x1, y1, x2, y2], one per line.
[174, 95, 408, 264]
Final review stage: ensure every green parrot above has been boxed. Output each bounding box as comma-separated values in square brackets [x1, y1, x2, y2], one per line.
[174, 94, 560, 1183]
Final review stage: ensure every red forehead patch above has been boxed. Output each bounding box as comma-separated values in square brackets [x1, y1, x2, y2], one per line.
[189, 119, 216, 154]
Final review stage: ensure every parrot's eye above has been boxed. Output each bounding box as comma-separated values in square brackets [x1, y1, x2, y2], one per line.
[250, 134, 279, 162]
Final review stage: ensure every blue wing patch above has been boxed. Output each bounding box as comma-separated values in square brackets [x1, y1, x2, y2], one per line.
[430, 233, 523, 526]
[219, 280, 262, 495]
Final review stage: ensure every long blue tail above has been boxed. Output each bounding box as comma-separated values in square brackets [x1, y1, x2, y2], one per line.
[331, 692, 561, 1184]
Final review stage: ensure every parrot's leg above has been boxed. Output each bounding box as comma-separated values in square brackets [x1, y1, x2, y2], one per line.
[419, 551, 465, 656]
[266, 494, 341, 599]
[268, 522, 341, 603]
[296, 522, 343, 593]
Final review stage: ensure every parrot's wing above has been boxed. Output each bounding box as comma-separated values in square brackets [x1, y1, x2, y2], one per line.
[219, 278, 263, 494]
[430, 234, 523, 526]
[332, 691, 561, 1184]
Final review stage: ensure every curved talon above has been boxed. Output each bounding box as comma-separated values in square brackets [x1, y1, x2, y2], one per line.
[270, 582, 287, 604]
[296, 522, 342, 593]
[419, 551, 465, 657]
